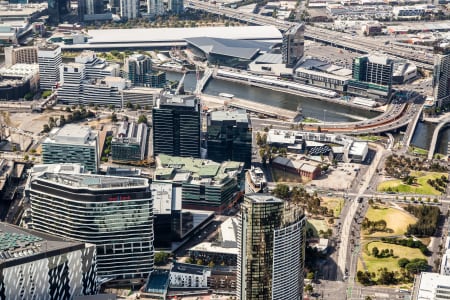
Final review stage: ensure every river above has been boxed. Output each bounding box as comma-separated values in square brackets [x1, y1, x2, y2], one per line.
[166, 72, 379, 123]
[410, 121, 450, 155]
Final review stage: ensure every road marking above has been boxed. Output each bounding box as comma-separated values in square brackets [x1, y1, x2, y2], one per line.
[374, 293, 390, 298]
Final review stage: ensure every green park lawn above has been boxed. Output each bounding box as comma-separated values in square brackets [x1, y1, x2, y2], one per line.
[360, 241, 427, 277]
[364, 206, 416, 237]
[377, 171, 447, 196]
[322, 197, 344, 217]
[307, 219, 329, 238]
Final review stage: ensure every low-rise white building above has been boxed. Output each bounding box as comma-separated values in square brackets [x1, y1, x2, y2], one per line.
[170, 263, 211, 288]
[441, 237, 450, 276]
[413, 272, 450, 300]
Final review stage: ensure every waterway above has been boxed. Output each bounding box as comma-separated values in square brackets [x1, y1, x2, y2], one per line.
[166, 72, 379, 123]
[410, 121, 450, 155]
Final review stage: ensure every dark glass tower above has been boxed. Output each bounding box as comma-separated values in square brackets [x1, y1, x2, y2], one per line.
[48, 0, 71, 24]
[207, 109, 252, 167]
[152, 94, 200, 158]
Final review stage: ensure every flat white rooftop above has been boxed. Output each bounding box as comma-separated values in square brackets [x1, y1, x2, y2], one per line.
[85, 26, 282, 44]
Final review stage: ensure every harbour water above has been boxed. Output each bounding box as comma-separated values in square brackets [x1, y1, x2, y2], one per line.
[166, 72, 379, 123]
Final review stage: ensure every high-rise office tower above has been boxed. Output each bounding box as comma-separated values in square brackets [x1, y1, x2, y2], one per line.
[29, 173, 154, 282]
[78, 0, 104, 21]
[37, 43, 62, 90]
[120, 0, 139, 19]
[152, 94, 201, 158]
[282, 23, 305, 68]
[147, 0, 164, 17]
[42, 124, 99, 173]
[237, 194, 306, 300]
[207, 109, 252, 167]
[47, 0, 71, 24]
[168, 0, 183, 14]
[352, 55, 394, 86]
[348, 55, 394, 99]
[433, 45, 450, 108]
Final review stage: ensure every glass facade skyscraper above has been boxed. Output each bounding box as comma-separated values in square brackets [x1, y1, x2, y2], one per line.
[207, 109, 252, 167]
[237, 194, 306, 300]
[153, 94, 200, 158]
[29, 173, 154, 282]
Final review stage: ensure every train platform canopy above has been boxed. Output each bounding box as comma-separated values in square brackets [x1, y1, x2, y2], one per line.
[185, 36, 276, 60]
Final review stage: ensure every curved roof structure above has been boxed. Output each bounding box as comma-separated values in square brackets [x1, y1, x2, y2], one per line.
[185, 36, 275, 60]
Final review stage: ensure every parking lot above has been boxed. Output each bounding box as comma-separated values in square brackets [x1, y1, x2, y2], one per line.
[307, 163, 360, 192]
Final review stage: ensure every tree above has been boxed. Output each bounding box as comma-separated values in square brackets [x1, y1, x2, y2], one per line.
[126, 101, 133, 109]
[60, 115, 66, 126]
[273, 184, 290, 199]
[398, 258, 410, 268]
[317, 126, 322, 133]
[154, 251, 169, 265]
[304, 284, 313, 294]
[42, 124, 50, 133]
[65, 106, 72, 112]
[208, 261, 215, 268]
[306, 272, 315, 280]
[371, 246, 379, 257]
[23, 154, 29, 161]
[138, 114, 148, 124]
[111, 113, 118, 122]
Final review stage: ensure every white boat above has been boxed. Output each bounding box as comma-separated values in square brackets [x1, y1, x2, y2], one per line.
[219, 93, 234, 99]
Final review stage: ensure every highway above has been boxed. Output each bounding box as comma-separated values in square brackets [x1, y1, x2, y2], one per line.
[186, 0, 434, 70]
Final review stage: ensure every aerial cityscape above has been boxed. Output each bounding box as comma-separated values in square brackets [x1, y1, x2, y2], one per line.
[0, 0, 450, 298]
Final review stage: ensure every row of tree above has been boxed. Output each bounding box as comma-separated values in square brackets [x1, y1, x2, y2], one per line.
[380, 237, 428, 255]
[273, 184, 334, 217]
[371, 247, 394, 258]
[384, 154, 448, 179]
[42, 109, 96, 133]
[361, 218, 391, 234]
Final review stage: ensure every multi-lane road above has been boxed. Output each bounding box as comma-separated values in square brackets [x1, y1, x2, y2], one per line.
[186, 0, 434, 70]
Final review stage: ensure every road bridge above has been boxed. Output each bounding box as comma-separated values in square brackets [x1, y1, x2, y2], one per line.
[428, 116, 450, 159]
[195, 67, 213, 94]
[402, 103, 423, 151]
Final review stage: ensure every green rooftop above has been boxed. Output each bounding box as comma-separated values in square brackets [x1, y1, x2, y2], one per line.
[156, 154, 243, 185]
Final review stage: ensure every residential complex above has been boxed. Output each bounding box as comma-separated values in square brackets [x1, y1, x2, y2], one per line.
[123, 54, 166, 88]
[154, 154, 243, 211]
[237, 194, 306, 300]
[0, 222, 97, 299]
[75, 51, 120, 80]
[42, 124, 99, 173]
[29, 173, 154, 281]
[152, 94, 201, 158]
[206, 110, 252, 167]
[111, 121, 148, 162]
[4, 46, 38, 67]
[37, 43, 62, 90]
